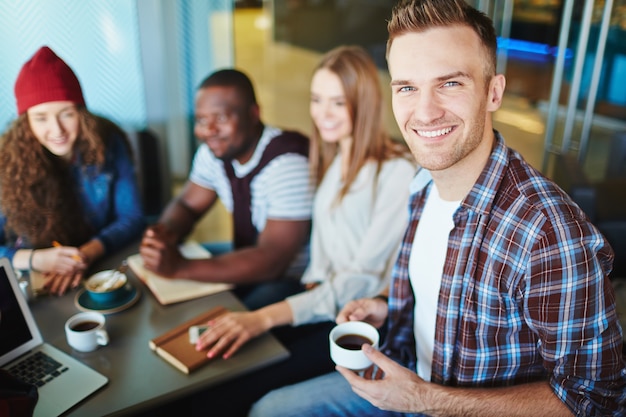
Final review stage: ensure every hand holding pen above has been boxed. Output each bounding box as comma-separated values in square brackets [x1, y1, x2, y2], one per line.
[50, 241, 87, 271]
[29, 241, 87, 295]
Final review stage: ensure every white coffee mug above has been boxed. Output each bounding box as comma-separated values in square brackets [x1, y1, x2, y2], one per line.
[65, 312, 109, 352]
[329, 321, 380, 370]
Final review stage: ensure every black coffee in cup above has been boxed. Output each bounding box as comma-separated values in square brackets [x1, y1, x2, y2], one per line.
[335, 334, 373, 350]
[70, 321, 100, 332]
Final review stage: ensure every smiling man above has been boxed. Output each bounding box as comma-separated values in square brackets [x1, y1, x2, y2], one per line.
[249, 0, 626, 416]
[140, 69, 313, 309]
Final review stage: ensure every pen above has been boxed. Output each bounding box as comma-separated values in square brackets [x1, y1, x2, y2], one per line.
[52, 241, 83, 261]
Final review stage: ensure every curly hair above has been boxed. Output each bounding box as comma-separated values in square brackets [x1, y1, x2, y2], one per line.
[0, 107, 115, 248]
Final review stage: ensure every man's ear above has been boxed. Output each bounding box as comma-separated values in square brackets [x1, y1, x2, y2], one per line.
[486, 74, 506, 112]
[249, 103, 260, 122]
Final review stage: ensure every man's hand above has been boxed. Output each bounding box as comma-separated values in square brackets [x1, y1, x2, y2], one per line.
[139, 225, 185, 277]
[338, 345, 573, 417]
[337, 344, 431, 414]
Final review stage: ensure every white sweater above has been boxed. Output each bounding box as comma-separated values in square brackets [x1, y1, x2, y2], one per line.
[287, 154, 416, 325]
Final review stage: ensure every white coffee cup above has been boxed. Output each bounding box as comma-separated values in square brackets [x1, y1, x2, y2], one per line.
[329, 321, 380, 370]
[64, 312, 109, 352]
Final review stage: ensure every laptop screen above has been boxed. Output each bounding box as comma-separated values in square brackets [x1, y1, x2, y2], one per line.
[0, 259, 43, 366]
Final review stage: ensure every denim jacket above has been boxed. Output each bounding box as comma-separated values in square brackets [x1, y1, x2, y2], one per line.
[0, 132, 145, 260]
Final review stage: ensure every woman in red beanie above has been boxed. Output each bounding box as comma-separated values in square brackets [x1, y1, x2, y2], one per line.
[0, 46, 145, 296]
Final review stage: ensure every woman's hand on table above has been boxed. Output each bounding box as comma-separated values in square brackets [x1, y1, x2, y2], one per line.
[43, 271, 84, 296]
[195, 311, 268, 359]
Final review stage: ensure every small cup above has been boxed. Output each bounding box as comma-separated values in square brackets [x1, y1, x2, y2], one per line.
[65, 312, 109, 352]
[329, 321, 380, 370]
[85, 270, 129, 305]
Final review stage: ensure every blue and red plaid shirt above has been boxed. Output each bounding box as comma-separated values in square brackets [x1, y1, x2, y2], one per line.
[381, 132, 626, 416]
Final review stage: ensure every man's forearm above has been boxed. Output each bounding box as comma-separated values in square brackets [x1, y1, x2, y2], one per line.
[175, 246, 292, 285]
[157, 198, 201, 240]
[426, 381, 571, 417]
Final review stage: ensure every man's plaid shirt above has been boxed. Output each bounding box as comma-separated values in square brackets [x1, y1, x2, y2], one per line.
[381, 132, 626, 416]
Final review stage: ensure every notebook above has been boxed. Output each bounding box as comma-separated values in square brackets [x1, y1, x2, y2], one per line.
[127, 241, 232, 305]
[0, 257, 108, 417]
[148, 306, 228, 374]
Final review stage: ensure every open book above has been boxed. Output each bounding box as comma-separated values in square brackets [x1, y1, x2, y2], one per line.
[149, 306, 228, 373]
[127, 241, 232, 305]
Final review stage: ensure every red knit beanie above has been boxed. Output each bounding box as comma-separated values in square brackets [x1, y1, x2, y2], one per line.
[14, 46, 85, 115]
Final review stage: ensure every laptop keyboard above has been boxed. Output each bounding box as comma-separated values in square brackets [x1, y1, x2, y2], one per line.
[6, 351, 69, 387]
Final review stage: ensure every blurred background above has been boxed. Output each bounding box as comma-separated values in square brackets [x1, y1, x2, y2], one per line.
[0, 0, 625, 276]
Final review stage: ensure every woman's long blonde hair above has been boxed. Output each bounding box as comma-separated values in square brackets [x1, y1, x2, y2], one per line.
[309, 45, 409, 200]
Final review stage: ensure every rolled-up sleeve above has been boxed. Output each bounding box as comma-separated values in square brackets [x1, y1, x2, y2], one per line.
[526, 218, 625, 415]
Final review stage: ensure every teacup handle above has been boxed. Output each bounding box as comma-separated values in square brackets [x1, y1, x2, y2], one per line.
[96, 329, 109, 347]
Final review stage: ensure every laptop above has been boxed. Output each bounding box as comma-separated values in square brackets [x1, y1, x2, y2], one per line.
[0, 257, 108, 417]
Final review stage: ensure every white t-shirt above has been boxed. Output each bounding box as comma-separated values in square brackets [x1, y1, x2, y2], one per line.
[409, 183, 459, 381]
[189, 125, 314, 277]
